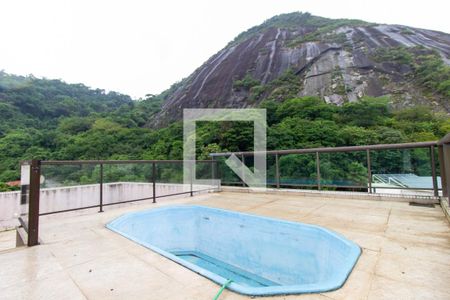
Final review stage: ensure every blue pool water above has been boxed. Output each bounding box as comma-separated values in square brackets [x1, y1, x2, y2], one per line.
[107, 205, 361, 296]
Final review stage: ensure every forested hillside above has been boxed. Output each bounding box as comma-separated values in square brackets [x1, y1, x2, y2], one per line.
[0, 70, 448, 190]
[0, 71, 162, 188]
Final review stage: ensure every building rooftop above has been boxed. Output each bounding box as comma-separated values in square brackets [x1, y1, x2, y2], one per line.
[1, 190, 449, 299]
[373, 174, 442, 189]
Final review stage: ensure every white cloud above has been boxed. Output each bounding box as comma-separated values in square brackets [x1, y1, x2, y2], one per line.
[0, 0, 449, 98]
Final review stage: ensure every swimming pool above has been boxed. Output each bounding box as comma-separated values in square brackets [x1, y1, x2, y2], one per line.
[107, 205, 361, 296]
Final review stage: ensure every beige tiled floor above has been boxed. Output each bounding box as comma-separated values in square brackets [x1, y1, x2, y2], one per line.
[1, 191, 450, 299]
[0, 230, 15, 251]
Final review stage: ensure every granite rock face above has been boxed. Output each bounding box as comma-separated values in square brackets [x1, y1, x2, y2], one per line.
[151, 13, 450, 127]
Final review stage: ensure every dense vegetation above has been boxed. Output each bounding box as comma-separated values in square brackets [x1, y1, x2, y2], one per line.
[230, 12, 370, 46]
[0, 72, 163, 188]
[0, 69, 447, 190]
[0, 71, 134, 134]
[235, 69, 304, 104]
[372, 46, 450, 101]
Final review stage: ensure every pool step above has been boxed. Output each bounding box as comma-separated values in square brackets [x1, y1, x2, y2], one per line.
[171, 250, 279, 288]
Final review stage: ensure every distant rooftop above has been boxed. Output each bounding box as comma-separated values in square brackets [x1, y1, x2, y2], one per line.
[373, 174, 442, 189]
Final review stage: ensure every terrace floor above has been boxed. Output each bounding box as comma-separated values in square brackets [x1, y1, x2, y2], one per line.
[1, 191, 450, 299]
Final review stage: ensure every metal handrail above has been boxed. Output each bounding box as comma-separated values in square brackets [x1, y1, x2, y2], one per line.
[39, 159, 215, 165]
[20, 137, 450, 247]
[211, 140, 443, 197]
[21, 159, 220, 246]
[210, 141, 437, 157]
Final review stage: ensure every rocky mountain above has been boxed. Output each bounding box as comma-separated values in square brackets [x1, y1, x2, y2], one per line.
[151, 12, 450, 127]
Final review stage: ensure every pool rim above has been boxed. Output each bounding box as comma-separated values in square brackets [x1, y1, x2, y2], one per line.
[106, 204, 361, 296]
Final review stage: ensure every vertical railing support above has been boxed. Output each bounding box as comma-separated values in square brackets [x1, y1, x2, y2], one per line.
[152, 162, 156, 203]
[190, 162, 194, 197]
[446, 144, 450, 205]
[367, 149, 372, 194]
[316, 152, 321, 190]
[275, 154, 280, 189]
[211, 156, 215, 181]
[211, 158, 220, 191]
[439, 143, 450, 204]
[430, 145, 439, 197]
[241, 154, 246, 187]
[99, 163, 104, 212]
[215, 160, 221, 191]
[438, 145, 447, 198]
[28, 159, 41, 247]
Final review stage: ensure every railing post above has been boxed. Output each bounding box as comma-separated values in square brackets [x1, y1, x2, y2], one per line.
[430, 145, 438, 197]
[214, 160, 220, 191]
[438, 145, 447, 198]
[316, 152, 321, 190]
[445, 144, 450, 205]
[190, 162, 194, 197]
[211, 157, 215, 181]
[28, 159, 41, 246]
[275, 154, 280, 188]
[99, 163, 104, 212]
[366, 149, 372, 194]
[152, 162, 156, 203]
[216, 158, 221, 189]
[440, 144, 450, 205]
[211, 157, 219, 191]
[241, 154, 246, 187]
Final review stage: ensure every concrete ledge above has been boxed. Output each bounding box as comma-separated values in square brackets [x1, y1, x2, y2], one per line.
[221, 186, 440, 204]
[1, 182, 217, 231]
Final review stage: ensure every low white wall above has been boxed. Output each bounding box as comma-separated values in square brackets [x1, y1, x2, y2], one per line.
[0, 191, 21, 229]
[0, 182, 215, 230]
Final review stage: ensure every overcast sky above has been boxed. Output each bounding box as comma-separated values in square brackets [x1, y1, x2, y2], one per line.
[1, 0, 449, 99]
